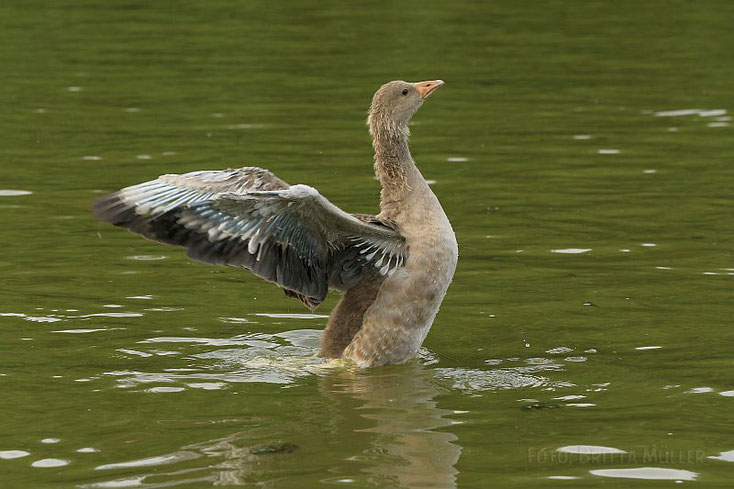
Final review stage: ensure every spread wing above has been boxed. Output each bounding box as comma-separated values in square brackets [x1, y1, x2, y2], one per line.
[92, 167, 406, 309]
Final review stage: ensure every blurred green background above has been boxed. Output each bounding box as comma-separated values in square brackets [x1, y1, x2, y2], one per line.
[0, 1, 732, 487]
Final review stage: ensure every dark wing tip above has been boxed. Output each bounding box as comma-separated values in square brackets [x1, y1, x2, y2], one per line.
[92, 191, 182, 245]
[283, 288, 321, 310]
[92, 192, 144, 228]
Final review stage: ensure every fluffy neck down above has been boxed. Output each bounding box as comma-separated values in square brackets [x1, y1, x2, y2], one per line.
[368, 110, 415, 205]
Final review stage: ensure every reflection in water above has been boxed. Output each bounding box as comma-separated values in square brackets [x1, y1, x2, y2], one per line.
[89, 363, 462, 489]
[1, 304, 570, 487]
[87, 327, 572, 488]
[319, 364, 461, 489]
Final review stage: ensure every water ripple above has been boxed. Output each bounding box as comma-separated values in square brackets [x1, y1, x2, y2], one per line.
[708, 450, 734, 462]
[558, 445, 626, 454]
[0, 189, 33, 196]
[434, 363, 563, 393]
[95, 451, 200, 470]
[590, 467, 697, 481]
[0, 450, 30, 459]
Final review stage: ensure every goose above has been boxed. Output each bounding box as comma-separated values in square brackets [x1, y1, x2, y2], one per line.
[93, 79, 458, 367]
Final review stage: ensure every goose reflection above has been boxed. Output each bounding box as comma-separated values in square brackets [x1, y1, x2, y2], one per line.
[91, 325, 565, 489]
[319, 363, 461, 488]
[185, 362, 461, 488]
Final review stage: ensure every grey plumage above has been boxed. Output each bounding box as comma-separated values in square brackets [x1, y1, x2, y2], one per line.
[93, 167, 407, 309]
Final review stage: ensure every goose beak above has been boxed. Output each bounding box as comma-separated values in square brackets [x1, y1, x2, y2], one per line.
[414, 80, 444, 100]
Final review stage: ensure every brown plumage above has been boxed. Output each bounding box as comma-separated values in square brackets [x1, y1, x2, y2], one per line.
[92, 79, 457, 367]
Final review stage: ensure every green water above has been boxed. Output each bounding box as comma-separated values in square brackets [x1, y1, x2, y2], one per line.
[1, 1, 733, 487]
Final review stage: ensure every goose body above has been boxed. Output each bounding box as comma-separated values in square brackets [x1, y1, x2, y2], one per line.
[93, 80, 457, 367]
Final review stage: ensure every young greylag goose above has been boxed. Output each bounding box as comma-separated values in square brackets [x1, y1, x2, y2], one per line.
[93, 80, 458, 367]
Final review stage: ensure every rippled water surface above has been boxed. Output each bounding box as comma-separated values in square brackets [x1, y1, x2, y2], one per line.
[1, 1, 733, 487]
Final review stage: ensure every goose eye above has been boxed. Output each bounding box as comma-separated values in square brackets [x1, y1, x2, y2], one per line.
[401, 89, 409, 96]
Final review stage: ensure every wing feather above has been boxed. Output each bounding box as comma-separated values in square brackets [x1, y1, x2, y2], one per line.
[93, 167, 406, 309]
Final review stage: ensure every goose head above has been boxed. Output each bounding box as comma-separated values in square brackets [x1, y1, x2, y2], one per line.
[368, 80, 444, 138]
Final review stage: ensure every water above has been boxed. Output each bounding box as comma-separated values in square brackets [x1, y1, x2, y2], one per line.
[1, 1, 733, 487]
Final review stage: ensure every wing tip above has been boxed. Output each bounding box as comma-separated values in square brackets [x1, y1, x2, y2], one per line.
[283, 288, 322, 310]
[91, 192, 132, 225]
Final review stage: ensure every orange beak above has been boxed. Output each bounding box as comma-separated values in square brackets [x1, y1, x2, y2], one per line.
[414, 80, 445, 100]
